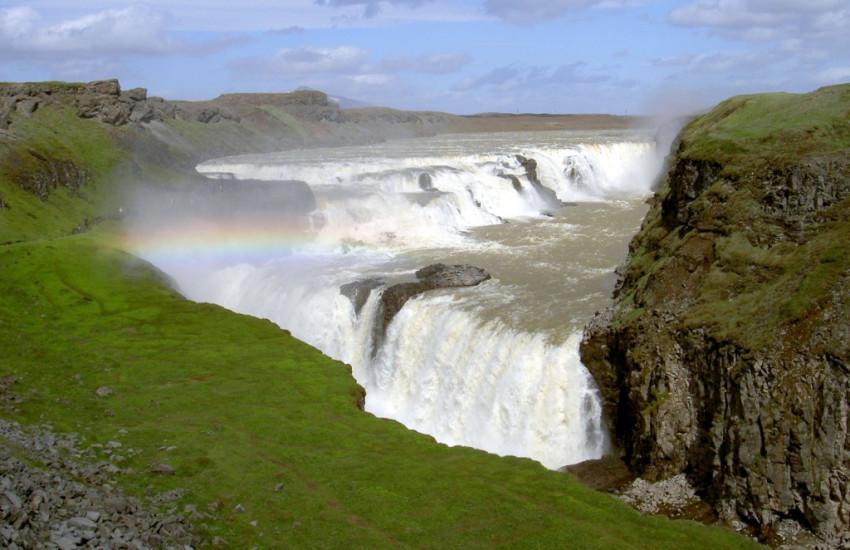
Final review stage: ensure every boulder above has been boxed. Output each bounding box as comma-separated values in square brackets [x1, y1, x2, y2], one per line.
[122, 87, 147, 102]
[516, 154, 564, 209]
[340, 278, 385, 316]
[418, 172, 435, 191]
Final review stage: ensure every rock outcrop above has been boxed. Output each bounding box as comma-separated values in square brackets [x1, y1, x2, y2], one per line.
[14, 154, 89, 201]
[379, 264, 491, 335]
[0, 79, 172, 128]
[580, 84, 850, 548]
[340, 278, 386, 316]
[516, 155, 565, 210]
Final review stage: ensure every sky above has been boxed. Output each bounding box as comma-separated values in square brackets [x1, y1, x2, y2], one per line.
[0, 1, 848, 115]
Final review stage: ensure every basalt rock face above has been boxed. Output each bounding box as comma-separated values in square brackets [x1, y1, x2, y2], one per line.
[338, 264, 491, 358]
[0, 79, 169, 128]
[580, 85, 850, 547]
[15, 154, 89, 201]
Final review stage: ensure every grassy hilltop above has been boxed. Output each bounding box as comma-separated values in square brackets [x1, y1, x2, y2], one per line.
[0, 80, 760, 548]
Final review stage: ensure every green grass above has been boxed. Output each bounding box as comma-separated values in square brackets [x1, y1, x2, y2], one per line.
[0, 107, 127, 242]
[684, 203, 850, 348]
[679, 84, 850, 175]
[0, 233, 762, 549]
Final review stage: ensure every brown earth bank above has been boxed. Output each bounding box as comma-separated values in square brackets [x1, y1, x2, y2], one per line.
[580, 84, 850, 549]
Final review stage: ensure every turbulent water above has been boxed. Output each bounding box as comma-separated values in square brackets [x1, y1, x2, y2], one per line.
[129, 129, 664, 470]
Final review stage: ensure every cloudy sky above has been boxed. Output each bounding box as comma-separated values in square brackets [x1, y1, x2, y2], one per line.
[0, 1, 848, 114]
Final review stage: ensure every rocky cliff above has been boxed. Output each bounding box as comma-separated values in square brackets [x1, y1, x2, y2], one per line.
[581, 84, 850, 547]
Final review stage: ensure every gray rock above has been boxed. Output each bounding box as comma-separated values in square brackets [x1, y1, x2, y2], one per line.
[418, 172, 435, 191]
[51, 533, 80, 550]
[95, 386, 113, 398]
[0, 418, 201, 548]
[340, 278, 385, 316]
[379, 264, 490, 335]
[4, 489, 22, 509]
[69, 516, 97, 529]
[122, 87, 147, 102]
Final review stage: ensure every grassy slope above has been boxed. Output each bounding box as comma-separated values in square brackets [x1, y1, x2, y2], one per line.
[679, 83, 850, 175]
[0, 96, 761, 548]
[0, 107, 127, 241]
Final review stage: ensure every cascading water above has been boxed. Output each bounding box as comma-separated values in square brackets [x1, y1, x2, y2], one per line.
[128, 129, 662, 470]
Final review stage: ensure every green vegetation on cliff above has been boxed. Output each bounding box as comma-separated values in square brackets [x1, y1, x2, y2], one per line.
[624, 84, 850, 352]
[581, 84, 850, 545]
[678, 83, 850, 175]
[1, 80, 761, 548]
[0, 107, 125, 241]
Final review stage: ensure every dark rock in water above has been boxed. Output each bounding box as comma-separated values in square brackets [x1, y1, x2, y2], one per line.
[516, 155, 539, 183]
[418, 172, 435, 191]
[516, 154, 565, 210]
[340, 278, 385, 316]
[500, 173, 523, 192]
[379, 263, 491, 336]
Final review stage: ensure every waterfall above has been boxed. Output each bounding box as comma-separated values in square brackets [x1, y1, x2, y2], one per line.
[129, 130, 660, 469]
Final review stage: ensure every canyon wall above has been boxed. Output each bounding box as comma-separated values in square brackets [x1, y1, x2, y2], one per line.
[581, 84, 850, 546]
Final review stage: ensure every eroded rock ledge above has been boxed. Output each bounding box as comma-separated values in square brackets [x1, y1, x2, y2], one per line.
[580, 85, 850, 549]
[339, 264, 491, 336]
[379, 264, 491, 335]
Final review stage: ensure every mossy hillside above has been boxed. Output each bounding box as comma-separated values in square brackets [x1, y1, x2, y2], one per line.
[0, 97, 291, 244]
[679, 83, 850, 176]
[0, 234, 762, 549]
[0, 107, 127, 242]
[614, 84, 850, 352]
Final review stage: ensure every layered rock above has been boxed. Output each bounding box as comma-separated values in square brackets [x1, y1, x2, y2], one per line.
[0, 79, 170, 127]
[14, 155, 88, 201]
[580, 85, 850, 547]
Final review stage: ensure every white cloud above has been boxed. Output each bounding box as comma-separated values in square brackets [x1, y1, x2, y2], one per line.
[266, 46, 371, 74]
[483, 0, 596, 26]
[664, 0, 850, 91]
[0, 5, 185, 57]
[456, 62, 614, 95]
[817, 66, 850, 82]
[652, 49, 770, 74]
[481, 0, 640, 26]
[668, 0, 850, 45]
[314, 0, 433, 18]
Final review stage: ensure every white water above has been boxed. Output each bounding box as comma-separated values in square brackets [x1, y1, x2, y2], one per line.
[132, 129, 662, 470]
